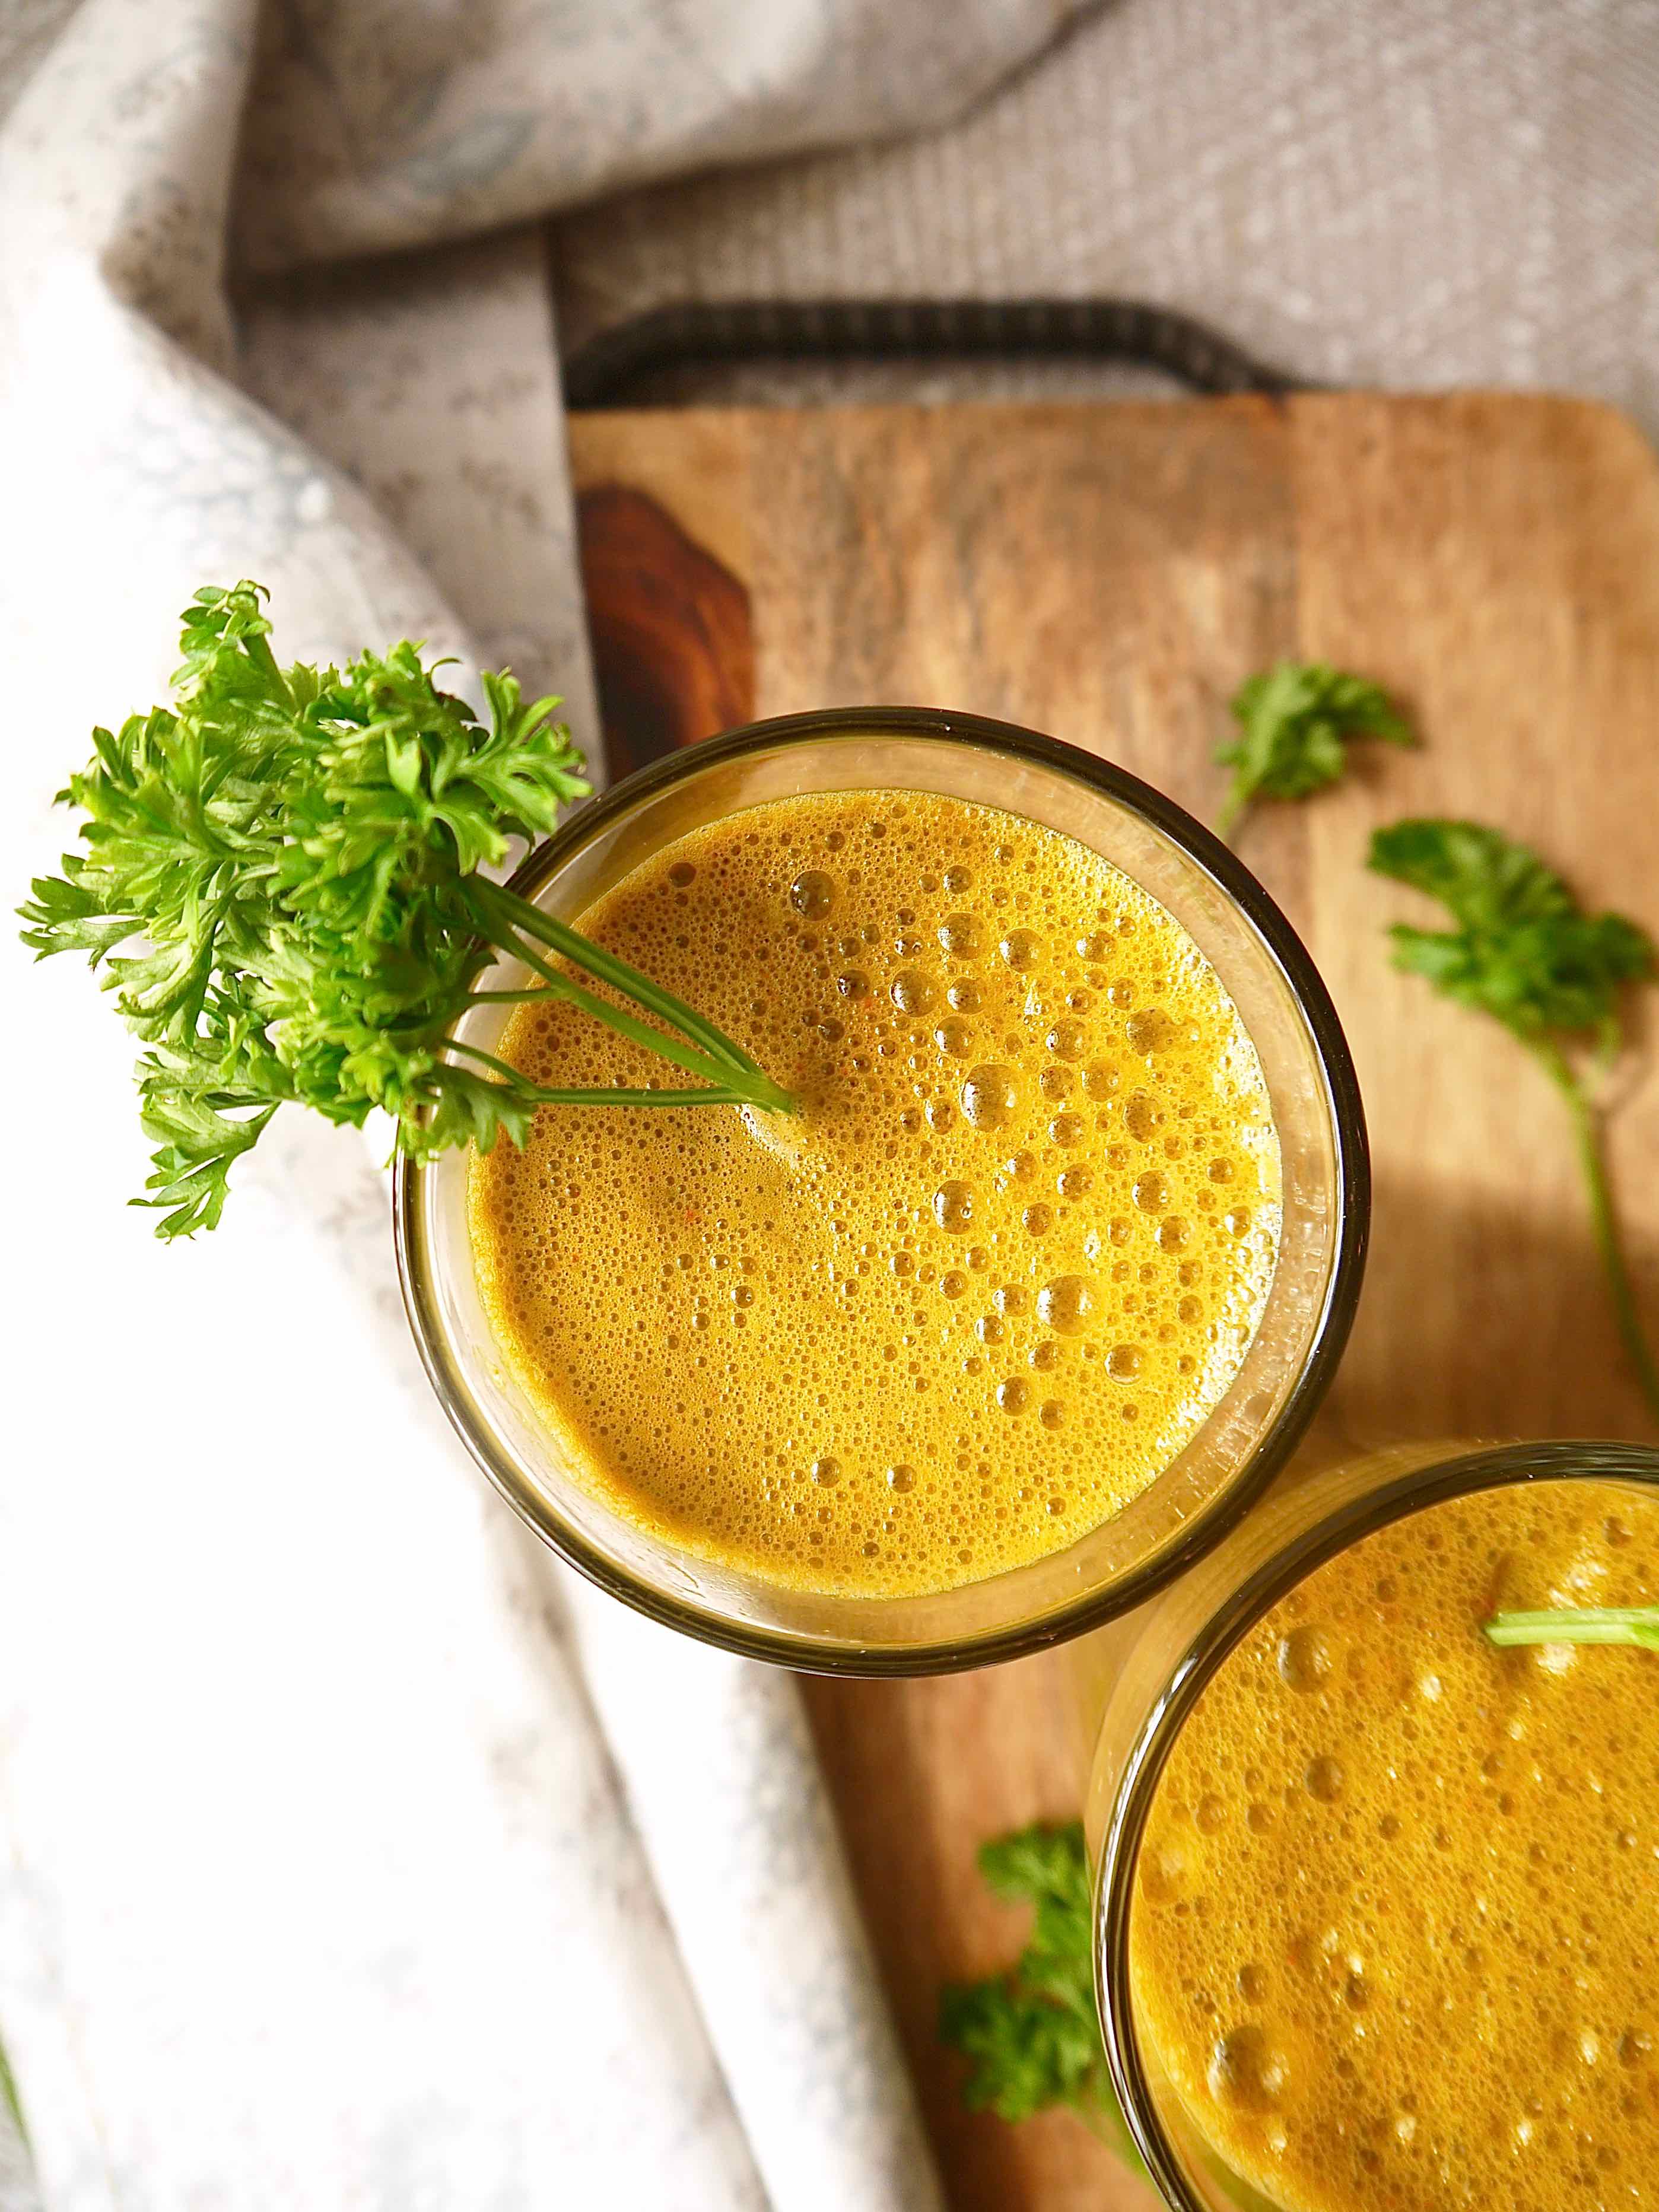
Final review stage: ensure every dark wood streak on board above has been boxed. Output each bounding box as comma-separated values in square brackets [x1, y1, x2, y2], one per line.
[576, 482, 754, 773]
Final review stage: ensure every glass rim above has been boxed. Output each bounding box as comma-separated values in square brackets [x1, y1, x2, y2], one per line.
[393, 705, 1371, 1676]
[1094, 1436, 1659, 2207]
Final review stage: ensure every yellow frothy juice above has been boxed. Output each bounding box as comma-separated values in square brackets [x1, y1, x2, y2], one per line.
[1129, 1477, 1659, 2212]
[468, 789, 1280, 1598]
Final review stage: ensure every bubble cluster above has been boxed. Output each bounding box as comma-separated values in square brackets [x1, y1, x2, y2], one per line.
[962, 1064, 1018, 1130]
[470, 784, 1280, 1601]
[1037, 1275, 1094, 1335]
[1130, 1479, 1659, 2212]
[933, 1181, 975, 1232]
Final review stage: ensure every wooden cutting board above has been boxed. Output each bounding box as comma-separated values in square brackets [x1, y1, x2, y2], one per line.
[567, 395, 1659, 2212]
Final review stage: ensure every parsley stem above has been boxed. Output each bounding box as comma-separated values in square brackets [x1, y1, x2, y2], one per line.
[460, 981, 779, 1106]
[471, 879, 769, 1082]
[479, 925, 743, 1088]
[1483, 1607, 1659, 1650]
[521, 1088, 751, 1108]
[1213, 784, 1247, 844]
[1531, 1038, 1659, 1422]
[438, 1048, 748, 1109]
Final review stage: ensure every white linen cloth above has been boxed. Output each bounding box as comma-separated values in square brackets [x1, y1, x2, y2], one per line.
[0, 2, 1094, 2206]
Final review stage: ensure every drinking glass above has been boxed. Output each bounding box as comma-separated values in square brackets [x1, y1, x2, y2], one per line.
[396, 707, 1368, 1673]
[1088, 1438, 1659, 2208]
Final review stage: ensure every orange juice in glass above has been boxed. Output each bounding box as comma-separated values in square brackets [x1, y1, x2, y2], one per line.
[399, 709, 1367, 1671]
[1091, 1440, 1659, 2212]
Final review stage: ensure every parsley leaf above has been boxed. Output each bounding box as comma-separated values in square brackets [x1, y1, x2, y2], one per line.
[939, 1822, 1143, 2172]
[19, 582, 793, 1236]
[1371, 819, 1652, 1046]
[1371, 818, 1658, 1418]
[1216, 662, 1413, 838]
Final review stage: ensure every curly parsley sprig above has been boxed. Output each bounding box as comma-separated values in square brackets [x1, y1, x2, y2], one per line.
[1216, 662, 1413, 840]
[18, 583, 793, 1237]
[939, 1822, 1144, 2172]
[1370, 818, 1658, 1418]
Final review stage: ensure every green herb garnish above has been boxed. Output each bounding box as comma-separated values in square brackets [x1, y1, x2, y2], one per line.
[1484, 1606, 1659, 1651]
[1216, 662, 1413, 839]
[0, 2026, 27, 2159]
[939, 1821, 1143, 2170]
[1370, 818, 1658, 1417]
[18, 581, 793, 1236]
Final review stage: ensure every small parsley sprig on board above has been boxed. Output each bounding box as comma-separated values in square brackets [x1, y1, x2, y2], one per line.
[939, 1822, 1144, 2173]
[1215, 662, 1413, 840]
[18, 583, 793, 1237]
[1370, 818, 1659, 1419]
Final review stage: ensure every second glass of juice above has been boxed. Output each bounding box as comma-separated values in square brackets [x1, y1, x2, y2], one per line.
[398, 708, 1367, 1671]
[1089, 1439, 1659, 2212]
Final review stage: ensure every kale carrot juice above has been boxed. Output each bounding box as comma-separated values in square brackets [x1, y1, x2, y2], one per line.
[468, 788, 1282, 1599]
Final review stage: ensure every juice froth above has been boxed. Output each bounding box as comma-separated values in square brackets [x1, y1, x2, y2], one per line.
[1131, 1477, 1659, 2212]
[469, 787, 1279, 1597]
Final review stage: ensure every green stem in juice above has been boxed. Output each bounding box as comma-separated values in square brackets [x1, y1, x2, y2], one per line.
[469, 879, 778, 1084]
[440, 1041, 751, 1110]
[462, 880, 795, 1117]
[1484, 1606, 1659, 1651]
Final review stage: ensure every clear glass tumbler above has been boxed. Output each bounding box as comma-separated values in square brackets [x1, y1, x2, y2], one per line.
[395, 707, 1368, 1673]
[1088, 1437, 1659, 2209]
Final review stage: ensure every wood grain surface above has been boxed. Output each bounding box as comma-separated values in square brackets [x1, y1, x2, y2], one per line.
[569, 394, 1659, 2212]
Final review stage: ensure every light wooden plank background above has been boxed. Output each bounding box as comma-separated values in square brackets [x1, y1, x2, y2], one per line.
[570, 394, 1659, 2212]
